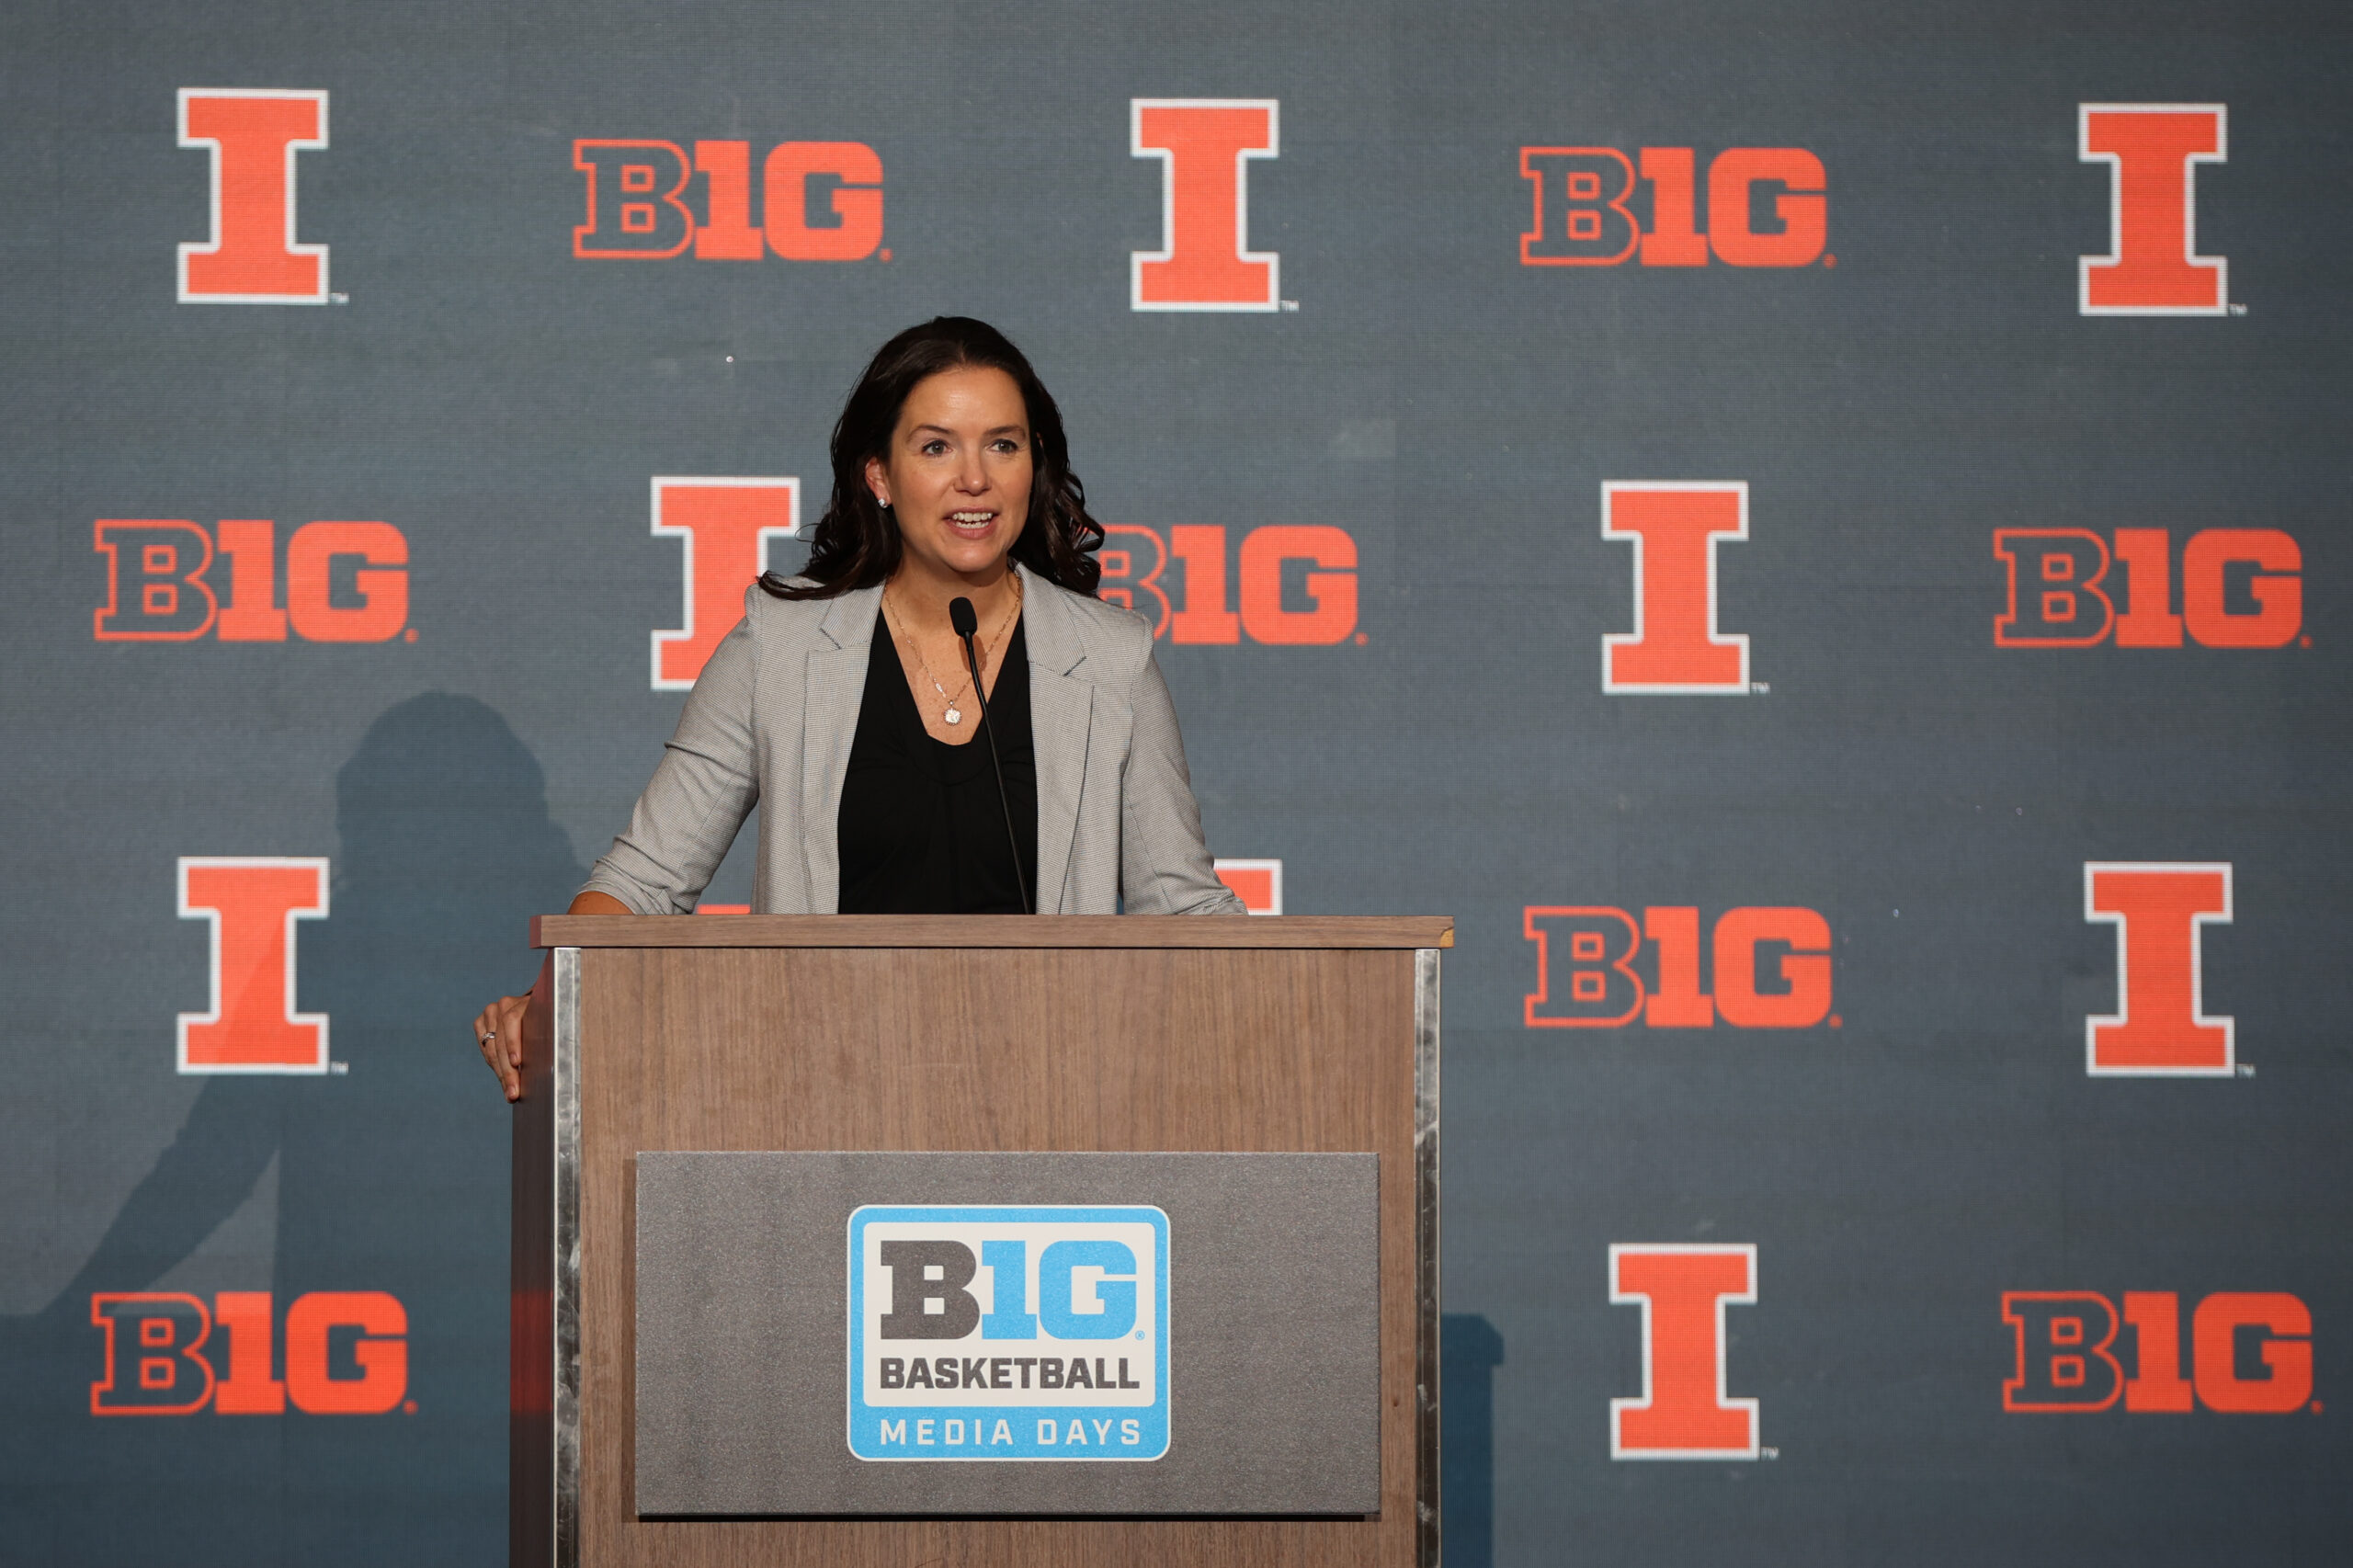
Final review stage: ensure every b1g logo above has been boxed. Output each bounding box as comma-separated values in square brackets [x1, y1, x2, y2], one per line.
[1601, 483, 1750, 693]
[2079, 105, 2228, 316]
[178, 857, 328, 1074]
[95, 519, 411, 643]
[178, 89, 329, 303]
[2085, 862, 2234, 1076]
[1612, 1244, 1759, 1459]
[1525, 905, 1832, 1029]
[1994, 528, 2300, 649]
[574, 139, 883, 261]
[1097, 524, 1357, 645]
[2003, 1290, 2312, 1414]
[1131, 99, 1280, 311]
[1521, 147, 1826, 268]
[648, 477, 800, 688]
[91, 1290, 406, 1415]
[847, 1206, 1169, 1461]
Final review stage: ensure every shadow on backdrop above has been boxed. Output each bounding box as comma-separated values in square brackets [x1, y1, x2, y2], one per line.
[1443, 1313, 1505, 1568]
[2, 694, 582, 1567]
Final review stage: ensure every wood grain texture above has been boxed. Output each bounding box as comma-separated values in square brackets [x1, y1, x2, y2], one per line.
[566, 943, 1423, 1568]
[531, 914, 1452, 950]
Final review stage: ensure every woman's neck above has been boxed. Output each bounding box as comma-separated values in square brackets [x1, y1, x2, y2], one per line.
[884, 560, 1019, 631]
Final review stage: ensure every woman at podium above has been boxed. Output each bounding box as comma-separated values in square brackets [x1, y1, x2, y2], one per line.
[474, 317, 1243, 1095]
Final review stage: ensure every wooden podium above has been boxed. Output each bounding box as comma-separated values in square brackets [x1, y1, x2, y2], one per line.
[513, 915, 1449, 1568]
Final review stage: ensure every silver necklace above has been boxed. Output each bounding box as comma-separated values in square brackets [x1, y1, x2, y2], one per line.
[884, 579, 1021, 726]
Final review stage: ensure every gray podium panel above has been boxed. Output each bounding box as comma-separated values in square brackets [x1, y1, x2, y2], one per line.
[635, 1150, 1380, 1516]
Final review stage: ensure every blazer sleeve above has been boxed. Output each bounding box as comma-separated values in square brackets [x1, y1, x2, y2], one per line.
[578, 613, 761, 915]
[1118, 643, 1249, 915]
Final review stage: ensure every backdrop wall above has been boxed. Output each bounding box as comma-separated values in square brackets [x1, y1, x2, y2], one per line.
[3, 0, 2347, 1562]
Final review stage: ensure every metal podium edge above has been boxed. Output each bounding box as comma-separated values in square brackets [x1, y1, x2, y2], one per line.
[553, 946, 582, 1568]
[1414, 946, 1443, 1568]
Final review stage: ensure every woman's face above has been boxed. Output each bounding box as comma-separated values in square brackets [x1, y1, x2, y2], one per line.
[866, 365, 1034, 585]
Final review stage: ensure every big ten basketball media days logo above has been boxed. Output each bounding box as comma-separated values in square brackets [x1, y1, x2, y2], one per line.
[1600, 483, 1750, 693]
[1520, 145, 1826, 268]
[646, 477, 800, 688]
[178, 88, 329, 303]
[2085, 862, 2234, 1077]
[177, 858, 329, 1074]
[1526, 906, 1832, 1030]
[1611, 1244, 1759, 1459]
[1131, 99, 1282, 312]
[93, 519, 411, 643]
[573, 138, 882, 261]
[1994, 527, 2300, 649]
[2080, 105, 2229, 316]
[90, 1290, 408, 1415]
[2004, 1290, 2313, 1415]
[847, 1206, 1170, 1461]
[1096, 524, 1357, 645]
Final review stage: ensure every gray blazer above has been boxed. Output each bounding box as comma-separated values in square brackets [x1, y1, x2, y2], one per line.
[580, 564, 1246, 916]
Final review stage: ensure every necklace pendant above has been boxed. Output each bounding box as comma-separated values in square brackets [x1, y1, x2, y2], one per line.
[945, 705, 963, 725]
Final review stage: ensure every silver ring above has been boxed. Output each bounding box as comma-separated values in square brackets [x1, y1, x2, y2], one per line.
[481, 1033, 496, 1049]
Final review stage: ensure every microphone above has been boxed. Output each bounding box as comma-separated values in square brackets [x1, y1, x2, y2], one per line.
[950, 596, 1031, 914]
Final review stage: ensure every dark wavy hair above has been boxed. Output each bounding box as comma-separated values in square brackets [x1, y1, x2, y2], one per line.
[760, 317, 1103, 599]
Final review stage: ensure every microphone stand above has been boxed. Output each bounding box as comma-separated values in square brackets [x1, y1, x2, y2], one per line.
[949, 595, 1031, 915]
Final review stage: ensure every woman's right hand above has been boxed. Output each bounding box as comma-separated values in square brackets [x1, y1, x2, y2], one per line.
[472, 891, 632, 1101]
[472, 993, 530, 1102]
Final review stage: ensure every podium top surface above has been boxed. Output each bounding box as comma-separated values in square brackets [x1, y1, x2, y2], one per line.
[530, 913, 1452, 950]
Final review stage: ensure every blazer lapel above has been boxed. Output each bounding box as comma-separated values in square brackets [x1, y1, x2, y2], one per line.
[801, 585, 882, 913]
[1019, 567, 1093, 915]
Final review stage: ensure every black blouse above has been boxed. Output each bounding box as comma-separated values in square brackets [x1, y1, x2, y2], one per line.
[836, 619, 1040, 915]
